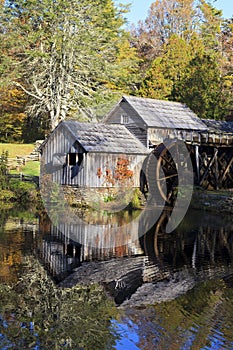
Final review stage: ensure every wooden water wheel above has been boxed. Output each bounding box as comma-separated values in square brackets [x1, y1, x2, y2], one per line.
[141, 140, 191, 204]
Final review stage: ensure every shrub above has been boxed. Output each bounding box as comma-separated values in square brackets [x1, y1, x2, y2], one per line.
[129, 188, 142, 209]
[0, 189, 15, 201]
[9, 179, 37, 203]
[0, 150, 9, 190]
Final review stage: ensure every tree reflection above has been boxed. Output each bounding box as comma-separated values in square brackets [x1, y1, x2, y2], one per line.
[119, 279, 233, 349]
[0, 256, 119, 349]
[0, 207, 36, 283]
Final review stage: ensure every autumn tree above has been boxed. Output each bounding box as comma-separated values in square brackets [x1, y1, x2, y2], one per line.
[138, 34, 228, 119]
[1, 0, 139, 130]
[220, 18, 233, 114]
[133, 0, 231, 119]
[198, 0, 222, 54]
[178, 53, 226, 118]
[139, 35, 193, 100]
[221, 18, 233, 75]
[131, 0, 200, 64]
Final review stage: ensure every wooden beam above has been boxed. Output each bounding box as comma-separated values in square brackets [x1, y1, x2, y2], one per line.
[221, 156, 233, 182]
[200, 148, 218, 187]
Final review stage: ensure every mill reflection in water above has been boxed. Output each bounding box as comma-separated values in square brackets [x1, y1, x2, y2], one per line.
[37, 206, 233, 306]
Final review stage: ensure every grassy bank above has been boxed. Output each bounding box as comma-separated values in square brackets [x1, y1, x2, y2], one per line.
[0, 143, 35, 158]
[0, 143, 40, 177]
[10, 161, 40, 176]
[0, 144, 40, 205]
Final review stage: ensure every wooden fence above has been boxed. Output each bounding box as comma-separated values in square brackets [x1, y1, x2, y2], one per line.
[9, 174, 39, 186]
[7, 153, 39, 170]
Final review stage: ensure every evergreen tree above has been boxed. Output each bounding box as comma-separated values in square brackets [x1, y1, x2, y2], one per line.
[178, 53, 225, 119]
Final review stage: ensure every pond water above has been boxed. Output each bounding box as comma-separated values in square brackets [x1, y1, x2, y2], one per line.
[0, 204, 233, 349]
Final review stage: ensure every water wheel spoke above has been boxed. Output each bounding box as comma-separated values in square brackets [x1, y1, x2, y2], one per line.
[157, 174, 178, 181]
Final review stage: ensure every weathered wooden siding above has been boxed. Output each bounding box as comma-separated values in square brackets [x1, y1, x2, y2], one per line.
[38, 217, 143, 282]
[106, 101, 204, 147]
[79, 153, 146, 187]
[56, 218, 142, 261]
[200, 132, 233, 146]
[41, 123, 147, 187]
[105, 101, 148, 147]
[61, 152, 87, 186]
[106, 101, 145, 127]
[84, 152, 146, 187]
[41, 123, 86, 186]
[148, 128, 201, 145]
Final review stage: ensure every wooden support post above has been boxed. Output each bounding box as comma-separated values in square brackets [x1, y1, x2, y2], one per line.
[195, 145, 200, 185]
[214, 147, 219, 190]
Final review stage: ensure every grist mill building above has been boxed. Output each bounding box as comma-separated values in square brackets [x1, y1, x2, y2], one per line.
[40, 95, 233, 191]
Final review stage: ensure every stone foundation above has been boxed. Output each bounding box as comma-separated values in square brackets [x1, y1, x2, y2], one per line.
[62, 185, 144, 211]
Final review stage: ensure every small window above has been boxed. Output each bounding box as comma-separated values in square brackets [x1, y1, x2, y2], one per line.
[68, 153, 84, 166]
[68, 153, 77, 166]
[121, 114, 128, 124]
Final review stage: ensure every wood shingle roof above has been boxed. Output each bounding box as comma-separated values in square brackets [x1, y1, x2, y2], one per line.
[121, 95, 208, 131]
[62, 121, 149, 154]
[202, 119, 233, 134]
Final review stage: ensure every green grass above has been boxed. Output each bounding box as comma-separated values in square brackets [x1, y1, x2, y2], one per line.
[21, 161, 40, 176]
[0, 143, 35, 158]
[10, 161, 40, 177]
[0, 143, 40, 177]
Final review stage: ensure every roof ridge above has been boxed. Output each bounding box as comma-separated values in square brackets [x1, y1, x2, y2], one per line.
[122, 95, 187, 106]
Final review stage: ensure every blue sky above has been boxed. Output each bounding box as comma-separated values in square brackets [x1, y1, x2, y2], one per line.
[115, 0, 233, 25]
